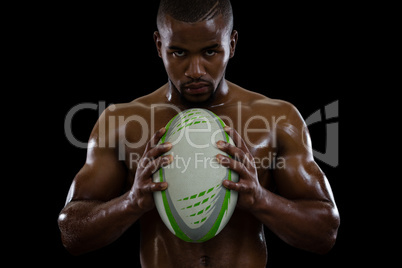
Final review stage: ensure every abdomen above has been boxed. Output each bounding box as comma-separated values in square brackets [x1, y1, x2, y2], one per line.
[140, 210, 267, 267]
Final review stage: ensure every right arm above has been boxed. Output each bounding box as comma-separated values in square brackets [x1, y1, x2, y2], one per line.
[58, 114, 172, 255]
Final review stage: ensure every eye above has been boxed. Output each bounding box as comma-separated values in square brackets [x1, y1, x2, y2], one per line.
[173, 51, 186, 57]
[205, 50, 216, 57]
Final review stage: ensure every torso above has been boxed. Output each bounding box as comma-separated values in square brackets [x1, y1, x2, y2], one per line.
[109, 81, 292, 267]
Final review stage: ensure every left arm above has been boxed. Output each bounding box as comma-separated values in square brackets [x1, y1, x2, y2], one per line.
[216, 105, 340, 254]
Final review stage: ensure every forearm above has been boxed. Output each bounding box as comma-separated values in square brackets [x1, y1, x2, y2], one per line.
[58, 192, 143, 255]
[252, 188, 340, 254]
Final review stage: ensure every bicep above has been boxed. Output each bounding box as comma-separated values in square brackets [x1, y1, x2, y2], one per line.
[272, 104, 335, 203]
[273, 155, 333, 203]
[69, 146, 127, 203]
[66, 110, 128, 204]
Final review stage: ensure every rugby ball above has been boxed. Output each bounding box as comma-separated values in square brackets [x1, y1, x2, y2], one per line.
[153, 108, 239, 243]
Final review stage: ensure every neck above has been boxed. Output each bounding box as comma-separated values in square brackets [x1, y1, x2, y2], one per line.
[165, 79, 230, 110]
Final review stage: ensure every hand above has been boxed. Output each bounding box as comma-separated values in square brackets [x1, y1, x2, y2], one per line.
[130, 127, 173, 212]
[216, 126, 263, 210]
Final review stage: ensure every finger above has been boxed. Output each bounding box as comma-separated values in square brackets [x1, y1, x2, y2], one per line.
[224, 126, 251, 155]
[144, 127, 167, 153]
[141, 154, 173, 178]
[216, 140, 250, 163]
[222, 180, 247, 192]
[216, 154, 250, 179]
[143, 142, 172, 161]
[143, 181, 168, 193]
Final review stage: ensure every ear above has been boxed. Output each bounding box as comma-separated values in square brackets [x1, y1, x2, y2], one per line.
[229, 30, 238, 58]
[154, 31, 162, 58]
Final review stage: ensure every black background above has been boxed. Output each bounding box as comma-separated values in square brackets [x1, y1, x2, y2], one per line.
[19, 1, 363, 267]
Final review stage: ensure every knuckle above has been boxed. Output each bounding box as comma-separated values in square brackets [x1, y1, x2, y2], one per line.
[221, 155, 231, 165]
[231, 150, 244, 161]
[231, 159, 242, 171]
[143, 159, 158, 175]
[140, 183, 151, 194]
[159, 142, 172, 152]
[148, 143, 171, 157]
[148, 183, 157, 192]
[148, 137, 159, 148]
[140, 156, 152, 168]
[225, 142, 236, 152]
[161, 154, 173, 166]
[217, 154, 232, 167]
[148, 130, 164, 148]
[238, 183, 247, 192]
[244, 157, 256, 169]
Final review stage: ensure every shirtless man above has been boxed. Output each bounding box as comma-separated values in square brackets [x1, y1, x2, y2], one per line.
[58, 0, 340, 267]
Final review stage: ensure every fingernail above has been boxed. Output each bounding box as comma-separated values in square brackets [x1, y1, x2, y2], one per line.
[164, 154, 173, 162]
[224, 126, 231, 131]
[216, 140, 225, 149]
[161, 182, 168, 190]
[163, 142, 172, 149]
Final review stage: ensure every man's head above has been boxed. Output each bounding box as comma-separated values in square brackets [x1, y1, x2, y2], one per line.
[155, 0, 237, 103]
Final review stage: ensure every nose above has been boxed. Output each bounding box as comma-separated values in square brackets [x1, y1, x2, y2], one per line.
[185, 56, 206, 80]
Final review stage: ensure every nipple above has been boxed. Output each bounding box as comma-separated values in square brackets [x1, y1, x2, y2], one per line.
[200, 256, 210, 266]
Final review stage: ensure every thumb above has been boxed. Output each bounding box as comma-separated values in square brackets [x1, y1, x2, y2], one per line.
[144, 182, 168, 193]
[222, 180, 239, 191]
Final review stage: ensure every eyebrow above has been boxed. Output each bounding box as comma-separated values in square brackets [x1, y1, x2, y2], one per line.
[168, 43, 221, 51]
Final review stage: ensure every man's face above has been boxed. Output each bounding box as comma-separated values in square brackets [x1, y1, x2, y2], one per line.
[155, 14, 237, 103]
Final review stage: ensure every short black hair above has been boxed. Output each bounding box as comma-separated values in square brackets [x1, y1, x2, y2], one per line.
[157, 0, 233, 32]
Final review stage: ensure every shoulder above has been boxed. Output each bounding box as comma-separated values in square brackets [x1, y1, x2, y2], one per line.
[90, 88, 165, 143]
[92, 85, 177, 149]
[101, 84, 168, 120]
[228, 81, 308, 149]
[228, 80, 301, 118]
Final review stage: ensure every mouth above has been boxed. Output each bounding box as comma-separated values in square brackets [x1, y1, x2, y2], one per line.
[183, 82, 211, 95]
